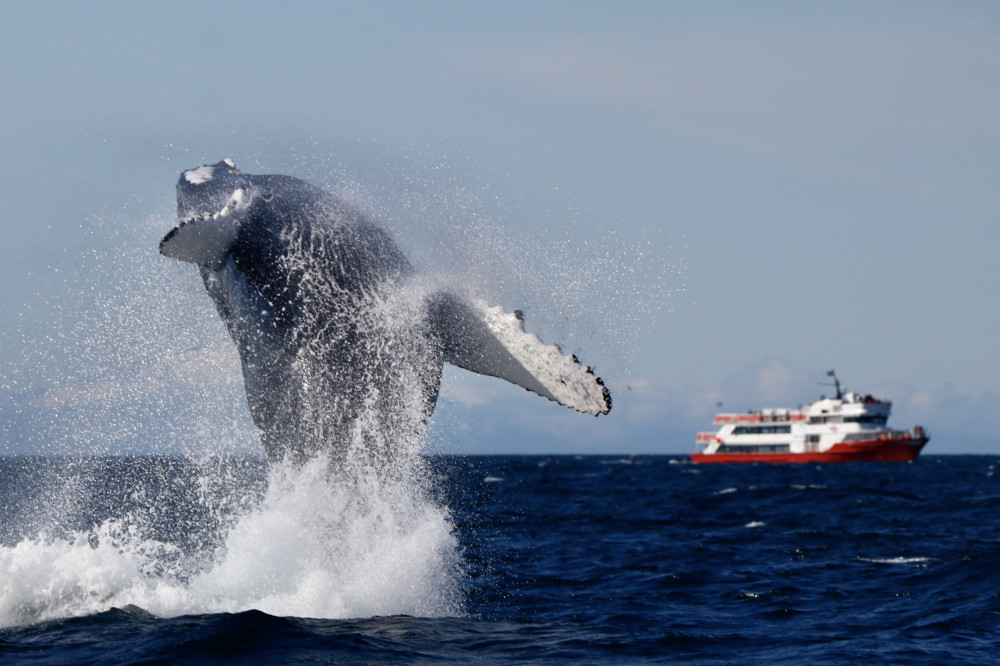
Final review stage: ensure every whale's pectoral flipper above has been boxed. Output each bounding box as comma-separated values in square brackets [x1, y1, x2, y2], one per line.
[429, 293, 611, 416]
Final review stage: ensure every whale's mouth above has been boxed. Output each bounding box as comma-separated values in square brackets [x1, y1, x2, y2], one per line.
[160, 187, 252, 266]
[176, 186, 249, 226]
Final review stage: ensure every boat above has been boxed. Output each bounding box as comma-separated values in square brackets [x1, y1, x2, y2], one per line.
[692, 371, 928, 463]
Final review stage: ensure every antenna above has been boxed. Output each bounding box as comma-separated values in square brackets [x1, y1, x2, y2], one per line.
[821, 369, 843, 400]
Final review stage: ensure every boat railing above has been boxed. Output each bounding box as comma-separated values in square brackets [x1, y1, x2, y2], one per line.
[713, 412, 806, 425]
[712, 412, 806, 424]
[840, 429, 910, 442]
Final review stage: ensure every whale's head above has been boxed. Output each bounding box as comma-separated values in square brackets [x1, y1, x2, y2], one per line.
[175, 158, 248, 220]
[160, 159, 254, 268]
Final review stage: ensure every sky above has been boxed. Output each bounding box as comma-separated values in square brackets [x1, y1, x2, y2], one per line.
[1, 1, 998, 455]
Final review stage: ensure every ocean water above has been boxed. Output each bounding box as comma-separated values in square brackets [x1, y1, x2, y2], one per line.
[0, 454, 997, 664]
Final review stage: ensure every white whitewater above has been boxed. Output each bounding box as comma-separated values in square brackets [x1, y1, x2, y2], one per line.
[0, 453, 462, 627]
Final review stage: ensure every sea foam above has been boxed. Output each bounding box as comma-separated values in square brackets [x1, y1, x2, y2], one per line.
[0, 454, 462, 628]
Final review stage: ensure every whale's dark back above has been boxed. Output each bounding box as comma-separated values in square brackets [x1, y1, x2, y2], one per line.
[188, 172, 433, 465]
[226, 174, 413, 336]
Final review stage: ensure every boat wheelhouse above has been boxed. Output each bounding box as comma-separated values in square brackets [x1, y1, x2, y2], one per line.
[692, 372, 928, 463]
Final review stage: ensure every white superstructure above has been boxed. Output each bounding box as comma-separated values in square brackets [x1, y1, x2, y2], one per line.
[693, 372, 928, 463]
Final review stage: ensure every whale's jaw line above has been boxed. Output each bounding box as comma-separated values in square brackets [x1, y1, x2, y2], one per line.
[159, 186, 251, 267]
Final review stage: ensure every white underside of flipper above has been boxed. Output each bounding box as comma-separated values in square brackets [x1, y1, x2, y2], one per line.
[438, 294, 611, 416]
[473, 299, 611, 415]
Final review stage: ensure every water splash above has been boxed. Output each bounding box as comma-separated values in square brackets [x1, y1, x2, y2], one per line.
[2, 211, 254, 457]
[298, 145, 685, 380]
[0, 455, 462, 627]
[187, 455, 461, 619]
[0, 199, 464, 626]
[0, 150, 681, 627]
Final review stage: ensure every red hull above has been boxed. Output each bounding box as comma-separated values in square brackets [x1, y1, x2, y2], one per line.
[691, 436, 928, 464]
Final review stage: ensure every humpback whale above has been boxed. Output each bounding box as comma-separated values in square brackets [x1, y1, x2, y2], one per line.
[160, 160, 611, 464]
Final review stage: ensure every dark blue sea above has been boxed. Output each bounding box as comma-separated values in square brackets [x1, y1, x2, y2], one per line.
[0, 454, 997, 664]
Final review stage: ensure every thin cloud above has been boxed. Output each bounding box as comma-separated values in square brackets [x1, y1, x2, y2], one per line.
[466, 15, 1000, 180]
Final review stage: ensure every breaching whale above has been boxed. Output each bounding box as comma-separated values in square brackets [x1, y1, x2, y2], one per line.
[160, 160, 611, 464]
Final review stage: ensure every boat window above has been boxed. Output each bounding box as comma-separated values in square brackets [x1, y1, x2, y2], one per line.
[732, 425, 792, 435]
[808, 415, 845, 424]
[843, 415, 888, 425]
[717, 443, 791, 453]
[811, 414, 887, 425]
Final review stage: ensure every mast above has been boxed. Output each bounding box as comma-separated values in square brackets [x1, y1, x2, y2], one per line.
[824, 369, 843, 400]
